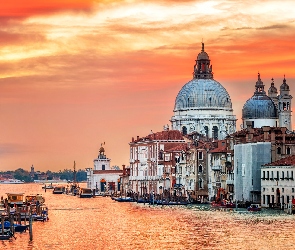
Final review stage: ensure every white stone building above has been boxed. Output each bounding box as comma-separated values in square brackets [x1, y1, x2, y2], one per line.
[86, 145, 123, 193]
[170, 43, 236, 139]
[129, 130, 186, 196]
[261, 154, 295, 209]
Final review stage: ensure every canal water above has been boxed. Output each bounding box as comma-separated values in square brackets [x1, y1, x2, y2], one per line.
[1, 183, 295, 250]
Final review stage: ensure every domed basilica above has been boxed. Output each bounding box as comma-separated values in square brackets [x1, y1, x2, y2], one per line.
[242, 73, 292, 131]
[170, 43, 236, 139]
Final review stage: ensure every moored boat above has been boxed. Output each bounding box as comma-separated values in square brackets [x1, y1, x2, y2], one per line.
[247, 204, 261, 212]
[52, 186, 65, 194]
[6, 193, 25, 207]
[79, 188, 93, 198]
[25, 194, 45, 205]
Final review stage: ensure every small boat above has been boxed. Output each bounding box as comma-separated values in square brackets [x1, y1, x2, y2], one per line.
[0, 221, 28, 233]
[42, 184, 54, 189]
[31, 204, 49, 221]
[247, 204, 261, 212]
[79, 188, 93, 198]
[0, 228, 14, 240]
[0, 179, 24, 184]
[25, 194, 45, 205]
[52, 186, 65, 194]
[114, 197, 135, 202]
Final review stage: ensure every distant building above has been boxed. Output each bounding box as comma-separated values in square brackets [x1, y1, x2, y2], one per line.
[86, 145, 123, 193]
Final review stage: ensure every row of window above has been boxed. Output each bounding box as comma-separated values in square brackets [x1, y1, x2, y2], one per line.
[263, 187, 295, 193]
[262, 170, 294, 180]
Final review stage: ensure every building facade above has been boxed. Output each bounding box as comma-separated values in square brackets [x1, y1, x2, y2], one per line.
[261, 155, 295, 209]
[86, 145, 123, 193]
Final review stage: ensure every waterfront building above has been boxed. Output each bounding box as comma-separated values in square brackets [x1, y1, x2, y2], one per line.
[242, 74, 292, 130]
[170, 43, 236, 139]
[86, 145, 123, 193]
[208, 140, 234, 202]
[128, 130, 186, 196]
[234, 142, 271, 203]
[261, 154, 295, 209]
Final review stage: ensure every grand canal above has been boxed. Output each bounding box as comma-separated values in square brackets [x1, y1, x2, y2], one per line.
[1, 183, 295, 250]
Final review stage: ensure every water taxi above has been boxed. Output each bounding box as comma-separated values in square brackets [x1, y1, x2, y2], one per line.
[25, 194, 45, 205]
[79, 188, 93, 198]
[6, 193, 25, 206]
[52, 186, 65, 194]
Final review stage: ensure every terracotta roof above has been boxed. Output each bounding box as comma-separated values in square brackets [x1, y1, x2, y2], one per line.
[264, 155, 295, 166]
[135, 130, 184, 142]
[210, 147, 227, 153]
[166, 143, 188, 152]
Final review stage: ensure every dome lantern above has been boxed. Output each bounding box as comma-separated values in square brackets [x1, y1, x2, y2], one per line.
[193, 42, 213, 79]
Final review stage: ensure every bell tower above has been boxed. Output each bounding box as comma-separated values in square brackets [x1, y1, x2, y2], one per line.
[278, 76, 292, 130]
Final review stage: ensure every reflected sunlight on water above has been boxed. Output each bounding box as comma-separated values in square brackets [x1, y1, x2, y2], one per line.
[0, 183, 295, 250]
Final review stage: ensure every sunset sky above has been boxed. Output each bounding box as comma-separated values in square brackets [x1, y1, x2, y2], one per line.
[0, 0, 295, 172]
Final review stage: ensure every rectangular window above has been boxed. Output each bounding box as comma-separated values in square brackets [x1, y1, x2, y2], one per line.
[198, 152, 203, 160]
[292, 188, 294, 193]
[242, 164, 245, 177]
[267, 171, 269, 179]
[102, 165, 105, 170]
[262, 171, 265, 179]
[164, 154, 170, 161]
[282, 188, 284, 193]
[277, 171, 279, 179]
[272, 188, 274, 192]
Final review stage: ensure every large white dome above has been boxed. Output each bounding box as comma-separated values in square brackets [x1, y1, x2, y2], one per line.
[170, 43, 236, 139]
[174, 78, 233, 111]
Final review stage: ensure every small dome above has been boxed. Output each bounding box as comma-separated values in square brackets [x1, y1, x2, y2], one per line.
[197, 51, 209, 60]
[174, 78, 232, 111]
[242, 95, 277, 119]
[280, 76, 289, 91]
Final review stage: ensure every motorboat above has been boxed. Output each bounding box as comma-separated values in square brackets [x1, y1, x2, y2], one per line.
[52, 186, 65, 194]
[25, 194, 45, 205]
[79, 188, 93, 198]
[6, 193, 25, 206]
[247, 204, 262, 212]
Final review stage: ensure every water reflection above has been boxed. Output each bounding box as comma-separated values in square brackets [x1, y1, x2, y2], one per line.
[0, 184, 295, 250]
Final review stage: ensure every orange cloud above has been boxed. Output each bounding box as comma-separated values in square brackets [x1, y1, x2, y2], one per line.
[1, 0, 95, 18]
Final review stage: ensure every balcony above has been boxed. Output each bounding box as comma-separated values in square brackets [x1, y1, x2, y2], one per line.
[212, 165, 222, 171]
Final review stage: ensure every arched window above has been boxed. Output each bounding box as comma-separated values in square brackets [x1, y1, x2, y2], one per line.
[182, 126, 187, 135]
[277, 147, 281, 154]
[286, 147, 291, 155]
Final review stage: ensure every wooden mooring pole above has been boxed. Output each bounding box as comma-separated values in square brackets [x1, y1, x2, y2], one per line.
[29, 206, 33, 241]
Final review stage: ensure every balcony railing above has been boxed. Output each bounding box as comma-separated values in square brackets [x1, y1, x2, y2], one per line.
[212, 165, 222, 171]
